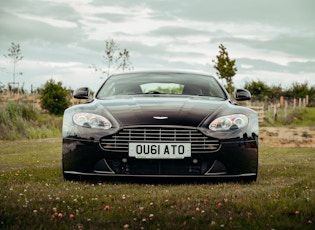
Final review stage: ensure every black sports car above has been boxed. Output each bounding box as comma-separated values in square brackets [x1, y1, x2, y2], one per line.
[62, 71, 258, 182]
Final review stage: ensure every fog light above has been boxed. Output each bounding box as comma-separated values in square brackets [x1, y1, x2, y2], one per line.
[192, 159, 198, 164]
[122, 158, 128, 163]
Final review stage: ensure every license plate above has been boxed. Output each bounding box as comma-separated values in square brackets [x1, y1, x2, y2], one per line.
[129, 143, 191, 159]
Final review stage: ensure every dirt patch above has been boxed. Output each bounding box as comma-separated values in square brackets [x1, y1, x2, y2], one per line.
[260, 126, 315, 148]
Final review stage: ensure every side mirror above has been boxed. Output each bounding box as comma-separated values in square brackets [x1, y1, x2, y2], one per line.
[73, 87, 91, 99]
[234, 89, 251, 101]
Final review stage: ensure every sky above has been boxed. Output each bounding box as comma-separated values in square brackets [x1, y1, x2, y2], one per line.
[0, 0, 315, 92]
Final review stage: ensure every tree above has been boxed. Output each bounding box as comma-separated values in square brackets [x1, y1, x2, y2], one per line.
[212, 44, 237, 94]
[244, 80, 270, 100]
[268, 85, 283, 99]
[117, 48, 132, 72]
[285, 82, 313, 99]
[90, 39, 132, 77]
[4, 42, 23, 88]
[40, 79, 71, 115]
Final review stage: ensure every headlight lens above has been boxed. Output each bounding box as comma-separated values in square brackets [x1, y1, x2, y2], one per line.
[209, 114, 248, 131]
[73, 113, 112, 129]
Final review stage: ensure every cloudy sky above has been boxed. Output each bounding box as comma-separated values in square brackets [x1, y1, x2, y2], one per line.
[1, 0, 315, 92]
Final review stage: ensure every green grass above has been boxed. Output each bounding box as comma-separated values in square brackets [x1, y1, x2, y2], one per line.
[290, 107, 315, 126]
[0, 139, 314, 229]
[262, 107, 315, 127]
[0, 102, 62, 140]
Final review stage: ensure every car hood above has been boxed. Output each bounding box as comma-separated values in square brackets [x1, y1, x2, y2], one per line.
[98, 96, 227, 127]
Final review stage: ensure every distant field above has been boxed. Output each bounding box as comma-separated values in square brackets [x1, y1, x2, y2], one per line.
[0, 139, 314, 229]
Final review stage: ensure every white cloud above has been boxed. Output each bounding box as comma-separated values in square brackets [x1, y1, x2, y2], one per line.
[0, 0, 314, 92]
[15, 13, 78, 28]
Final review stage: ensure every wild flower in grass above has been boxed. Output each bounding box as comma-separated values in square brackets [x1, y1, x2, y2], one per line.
[104, 205, 110, 211]
[149, 214, 154, 220]
[69, 214, 75, 219]
[58, 213, 63, 218]
[122, 194, 126, 200]
[123, 224, 129, 229]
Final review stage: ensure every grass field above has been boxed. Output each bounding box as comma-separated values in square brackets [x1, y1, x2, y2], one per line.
[0, 139, 314, 229]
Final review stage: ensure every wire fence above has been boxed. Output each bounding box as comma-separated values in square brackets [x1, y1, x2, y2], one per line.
[246, 96, 309, 123]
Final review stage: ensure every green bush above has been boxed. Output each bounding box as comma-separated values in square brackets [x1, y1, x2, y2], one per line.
[40, 79, 71, 115]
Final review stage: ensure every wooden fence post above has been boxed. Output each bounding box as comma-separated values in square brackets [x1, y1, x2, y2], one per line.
[280, 96, 284, 108]
[274, 104, 277, 121]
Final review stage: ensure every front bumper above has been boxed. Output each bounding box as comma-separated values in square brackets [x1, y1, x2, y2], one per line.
[62, 136, 258, 181]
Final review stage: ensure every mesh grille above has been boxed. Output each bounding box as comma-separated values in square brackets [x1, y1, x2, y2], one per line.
[99, 128, 220, 153]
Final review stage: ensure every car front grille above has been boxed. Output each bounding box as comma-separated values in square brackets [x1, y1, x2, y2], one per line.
[99, 127, 221, 153]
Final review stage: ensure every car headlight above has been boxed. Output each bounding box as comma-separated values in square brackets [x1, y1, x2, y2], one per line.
[209, 114, 248, 131]
[73, 112, 112, 129]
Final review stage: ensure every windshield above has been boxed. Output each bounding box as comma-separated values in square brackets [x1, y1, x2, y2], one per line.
[96, 72, 227, 99]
